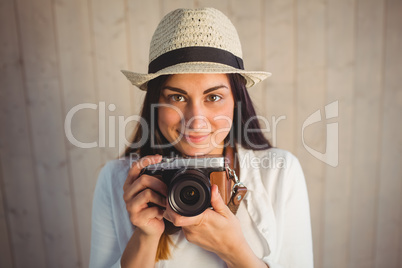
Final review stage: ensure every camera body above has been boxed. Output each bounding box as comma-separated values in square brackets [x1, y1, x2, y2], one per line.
[142, 156, 231, 217]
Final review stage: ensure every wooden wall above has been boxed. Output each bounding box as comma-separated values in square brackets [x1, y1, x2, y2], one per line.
[0, 0, 401, 267]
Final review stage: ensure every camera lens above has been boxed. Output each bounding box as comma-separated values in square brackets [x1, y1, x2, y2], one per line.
[180, 186, 200, 205]
[168, 169, 211, 217]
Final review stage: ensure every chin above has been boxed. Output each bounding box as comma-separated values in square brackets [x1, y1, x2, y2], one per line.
[177, 144, 224, 157]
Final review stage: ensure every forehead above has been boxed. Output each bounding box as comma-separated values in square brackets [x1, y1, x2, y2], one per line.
[164, 73, 231, 91]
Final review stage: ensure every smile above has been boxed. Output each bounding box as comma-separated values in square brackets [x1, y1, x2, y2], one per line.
[178, 131, 210, 143]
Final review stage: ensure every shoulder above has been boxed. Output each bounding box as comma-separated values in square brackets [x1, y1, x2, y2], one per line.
[236, 145, 305, 197]
[237, 146, 302, 175]
[250, 147, 299, 164]
[94, 158, 131, 195]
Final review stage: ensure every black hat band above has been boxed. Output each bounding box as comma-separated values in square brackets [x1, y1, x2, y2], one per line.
[148, 46, 244, 74]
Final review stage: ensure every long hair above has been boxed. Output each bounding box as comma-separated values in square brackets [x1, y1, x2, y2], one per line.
[123, 73, 271, 261]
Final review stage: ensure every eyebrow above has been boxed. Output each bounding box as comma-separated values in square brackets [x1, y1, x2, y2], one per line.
[162, 85, 229, 95]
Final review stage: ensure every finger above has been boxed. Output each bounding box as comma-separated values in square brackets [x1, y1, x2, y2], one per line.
[130, 206, 164, 226]
[140, 206, 165, 221]
[132, 154, 162, 171]
[163, 204, 202, 227]
[162, 205, 174, 223]
[130, 188, 167, 210]
[210, 184, 230, 215]
[163, 209, 185, 226]
[124, 175, 167, 202]
[124, 155, 162, 188]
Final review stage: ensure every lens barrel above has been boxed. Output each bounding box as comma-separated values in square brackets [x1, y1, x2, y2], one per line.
[168, 169, 211, 217]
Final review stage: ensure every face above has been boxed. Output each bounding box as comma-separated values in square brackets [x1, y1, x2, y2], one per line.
[157, 73, 235, 156]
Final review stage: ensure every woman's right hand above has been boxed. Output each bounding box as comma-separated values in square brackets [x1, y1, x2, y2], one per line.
[123, 155, 167, 238]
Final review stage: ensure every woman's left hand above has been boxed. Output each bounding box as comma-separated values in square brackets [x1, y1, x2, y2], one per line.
[163, 184, 268, 268]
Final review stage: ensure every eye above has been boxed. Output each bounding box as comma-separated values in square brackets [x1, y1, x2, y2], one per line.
[206, 94, 222, 102]
[169, 94, 186, 102]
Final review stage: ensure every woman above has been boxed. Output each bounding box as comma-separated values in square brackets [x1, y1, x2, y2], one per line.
[90, 7, 313, 268]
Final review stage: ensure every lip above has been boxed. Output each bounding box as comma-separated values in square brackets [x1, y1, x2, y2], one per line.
[178, 131, 210, 143]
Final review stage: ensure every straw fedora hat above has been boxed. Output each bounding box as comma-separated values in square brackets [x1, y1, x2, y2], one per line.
[121, 7, 271, 90]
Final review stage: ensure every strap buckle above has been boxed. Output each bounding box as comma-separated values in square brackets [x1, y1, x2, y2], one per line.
[227, 167, 245, 194]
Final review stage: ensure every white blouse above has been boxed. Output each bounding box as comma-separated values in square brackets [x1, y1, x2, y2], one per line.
[89, 146, 314, 268]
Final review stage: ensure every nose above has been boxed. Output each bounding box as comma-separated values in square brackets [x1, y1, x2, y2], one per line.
[184, 102, 208, 130]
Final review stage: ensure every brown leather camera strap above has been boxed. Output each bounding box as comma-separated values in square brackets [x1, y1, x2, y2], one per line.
[225, 146, 247, 215]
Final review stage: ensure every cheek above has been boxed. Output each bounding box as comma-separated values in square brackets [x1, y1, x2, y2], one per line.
[213, 116, 232, 131]
[210, 105, 234, 142]
[213, 104, 234, 129]
[158, 107, 183, 132]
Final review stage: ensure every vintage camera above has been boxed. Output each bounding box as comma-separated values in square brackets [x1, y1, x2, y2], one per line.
[141, 156, 231, 217]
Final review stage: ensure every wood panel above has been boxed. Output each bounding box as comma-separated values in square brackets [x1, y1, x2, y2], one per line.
[230, 0, 265, 114]
[0, 0, 47, 267]
[263, 0, 296, 151]
[322, 0, 355, 267]
[161, 0, 195, 12]
[295, 0, 328, 266]
[90, 0, 133, 160]
[195, 0, 230, 11]
[53, 0, 103, 267]
[349, 0, 385, 267]
[374, 0, 402, 266]
[126, 0, 161, 116]
[14, 0, 79, 266]
[0, 162, 14, 268]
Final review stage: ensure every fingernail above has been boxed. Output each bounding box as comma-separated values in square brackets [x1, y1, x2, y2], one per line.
[214, 185, 219, 194]
[163, 211, 169, 220]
